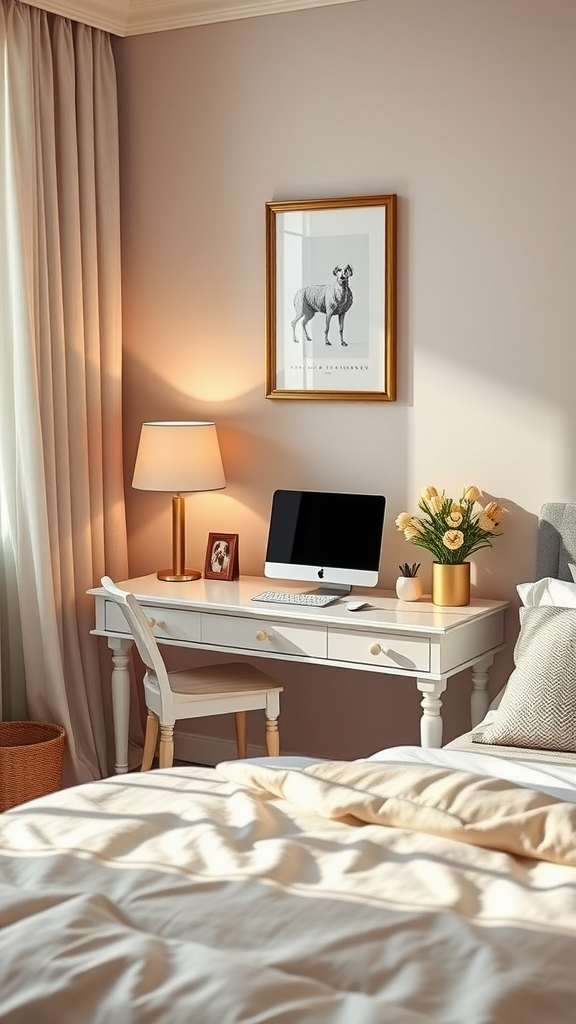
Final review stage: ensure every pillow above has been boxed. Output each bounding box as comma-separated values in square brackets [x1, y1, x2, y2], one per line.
[517, 577, 576, 607]
[472, 606, 576, 753]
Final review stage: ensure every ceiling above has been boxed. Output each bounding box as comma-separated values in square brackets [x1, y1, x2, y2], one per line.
[27, 0, 360, 34]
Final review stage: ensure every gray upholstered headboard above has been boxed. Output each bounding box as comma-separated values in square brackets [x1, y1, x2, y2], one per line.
[536, 503, 576, 581]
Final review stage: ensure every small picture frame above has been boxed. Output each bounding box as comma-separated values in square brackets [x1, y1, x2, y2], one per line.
[204, 533, 239, 581]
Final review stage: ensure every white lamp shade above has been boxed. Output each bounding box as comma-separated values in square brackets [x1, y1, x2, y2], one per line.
[132, 421, 226, 493]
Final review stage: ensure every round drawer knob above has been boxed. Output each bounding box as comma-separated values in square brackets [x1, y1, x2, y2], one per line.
[256, 630, 270, 642]
[370, 643, 382, 656]
[147, 617, 157, 628]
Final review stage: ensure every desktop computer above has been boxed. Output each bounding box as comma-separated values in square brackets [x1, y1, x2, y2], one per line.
[252, 489, 386, 607]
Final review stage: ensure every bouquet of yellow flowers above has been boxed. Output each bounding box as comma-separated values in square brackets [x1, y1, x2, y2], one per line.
[395, 486, 505, 565]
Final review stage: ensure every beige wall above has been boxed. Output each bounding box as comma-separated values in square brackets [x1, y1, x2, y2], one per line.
[112, 0, 576, 758]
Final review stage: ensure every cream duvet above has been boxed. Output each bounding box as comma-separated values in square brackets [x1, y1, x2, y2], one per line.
[1, 750, 576, 1023]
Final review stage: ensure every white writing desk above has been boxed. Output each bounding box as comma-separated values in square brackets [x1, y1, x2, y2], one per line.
[89, 574, 508, 774]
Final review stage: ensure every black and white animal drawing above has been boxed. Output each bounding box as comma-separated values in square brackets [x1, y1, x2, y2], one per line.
[210, 540, 230, 574]
[291, 264, 354, 346]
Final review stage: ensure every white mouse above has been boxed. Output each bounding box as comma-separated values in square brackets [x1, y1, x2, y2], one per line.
[346, 600, 368, 612]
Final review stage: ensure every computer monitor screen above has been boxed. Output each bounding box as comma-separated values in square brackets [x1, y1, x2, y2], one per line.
[264, 489, 386, 592]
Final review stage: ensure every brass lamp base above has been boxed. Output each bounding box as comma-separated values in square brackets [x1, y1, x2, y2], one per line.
[157, 568, 201, 583]
[156, 494, 202, 583]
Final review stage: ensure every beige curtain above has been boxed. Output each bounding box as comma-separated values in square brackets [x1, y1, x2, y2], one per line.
[0, 0, 142, 782]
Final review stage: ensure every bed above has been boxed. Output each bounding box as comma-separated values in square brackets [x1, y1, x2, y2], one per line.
[1, 748, 576, 1022]
[1, 503, 576, 1022]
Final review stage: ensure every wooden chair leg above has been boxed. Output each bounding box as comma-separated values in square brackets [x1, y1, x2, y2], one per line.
[158, 724, 175, 768]
[265, 716, 280, 757]
[141, 710, 159, 771]
[234, 711, 247, 758]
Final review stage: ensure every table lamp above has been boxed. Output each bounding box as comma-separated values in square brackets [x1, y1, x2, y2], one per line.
[132, 421, 226, 582]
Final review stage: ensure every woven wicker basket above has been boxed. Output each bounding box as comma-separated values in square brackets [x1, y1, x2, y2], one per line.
[0, 721, 66, 812]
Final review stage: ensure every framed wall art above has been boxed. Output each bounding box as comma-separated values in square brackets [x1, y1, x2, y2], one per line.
[265, 193, 397, 401]
[204, 533, 239, 581]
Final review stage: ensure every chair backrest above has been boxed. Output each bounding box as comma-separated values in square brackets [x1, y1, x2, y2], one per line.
[536, 503, 576, 582]
[100, 576, 174, 709]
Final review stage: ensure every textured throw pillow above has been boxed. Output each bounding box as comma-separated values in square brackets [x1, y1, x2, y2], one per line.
[472, 606, 576, 752]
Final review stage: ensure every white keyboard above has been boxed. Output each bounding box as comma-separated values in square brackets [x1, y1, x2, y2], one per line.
[251, 590, 341, 608]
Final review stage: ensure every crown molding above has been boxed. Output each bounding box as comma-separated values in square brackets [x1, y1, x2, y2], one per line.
[25, 0, 358, 35]
[24, 1, 130, 34]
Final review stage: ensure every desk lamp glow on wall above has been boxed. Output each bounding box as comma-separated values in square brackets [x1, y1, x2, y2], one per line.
[132, 421, 226, 582]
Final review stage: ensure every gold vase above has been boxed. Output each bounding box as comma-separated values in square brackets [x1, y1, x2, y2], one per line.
[431, 562, 471, 607]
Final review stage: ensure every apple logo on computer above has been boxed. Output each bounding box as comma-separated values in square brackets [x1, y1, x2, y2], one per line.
[318, 568, 324, 579]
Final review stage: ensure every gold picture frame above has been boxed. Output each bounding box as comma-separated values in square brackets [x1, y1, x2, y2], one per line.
[265, 193, 397, 401]
[204, 533, 239, 581]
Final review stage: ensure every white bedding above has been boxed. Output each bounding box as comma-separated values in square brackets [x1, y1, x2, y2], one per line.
[367, 743, 576, 802]
[1, 746, 576, 1023]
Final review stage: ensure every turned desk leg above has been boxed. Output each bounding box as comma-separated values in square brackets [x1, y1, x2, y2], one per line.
[108, 636, 133, 774]
[416, 678, 448, 748]
[470, 654, 494, 727]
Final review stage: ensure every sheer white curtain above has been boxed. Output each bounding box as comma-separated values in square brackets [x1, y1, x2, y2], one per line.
[0, 0, 142, 782]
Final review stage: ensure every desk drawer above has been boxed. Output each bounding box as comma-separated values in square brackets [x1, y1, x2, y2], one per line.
[328, 629, 430, 672]
[104, 601, 202, 643]
[202, 613, 327, 659]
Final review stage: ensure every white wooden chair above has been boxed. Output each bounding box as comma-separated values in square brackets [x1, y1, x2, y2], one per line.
[101, 577, 283, 770]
